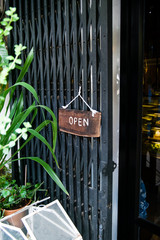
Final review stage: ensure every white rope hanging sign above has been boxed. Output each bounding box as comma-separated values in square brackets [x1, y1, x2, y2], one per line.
[59, 87, 101, 137]
[62, 87, 97, 117]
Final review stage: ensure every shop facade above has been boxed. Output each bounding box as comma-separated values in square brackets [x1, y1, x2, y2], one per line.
[2, 0, 160, 239]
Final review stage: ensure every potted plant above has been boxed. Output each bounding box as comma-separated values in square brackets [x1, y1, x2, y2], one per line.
[0, 175, 46, 228]
[0, 7, 68, 195]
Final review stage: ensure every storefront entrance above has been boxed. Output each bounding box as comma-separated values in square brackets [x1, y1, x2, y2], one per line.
[118, 0, 160, 239]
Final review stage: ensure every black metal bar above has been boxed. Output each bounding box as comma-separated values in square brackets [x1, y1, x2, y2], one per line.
[24, 0, 37, 185]
[44, 0, 51, 107]
[36, 0, 48, 189]
[17, 0, 27, 185]
[50, 0, 59, 200]
[71, 3, 82, 225]
[30, 1, 42, 184]
[89, 1, 99, 239]
[57, 0, 67, 209]
[80, 0, 90, 238]
[98, 0, 113, 239]
[43, 0, 54, 197]
[81, 0, 88, 112]
[37, 0, 44, 106]
[64, 0, 75, 221]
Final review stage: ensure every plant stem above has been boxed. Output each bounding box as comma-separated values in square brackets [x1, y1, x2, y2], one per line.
[1, 132, 23, 150]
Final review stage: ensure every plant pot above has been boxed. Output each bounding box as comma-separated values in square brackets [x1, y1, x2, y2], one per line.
[2, 199, 31, 228]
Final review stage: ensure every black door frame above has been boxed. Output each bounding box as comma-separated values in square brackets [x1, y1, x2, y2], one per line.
[118, 0, 160, 239]
[118, 0, 143, 239]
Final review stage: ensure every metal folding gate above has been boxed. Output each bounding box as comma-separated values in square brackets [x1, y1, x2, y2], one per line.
[7, 0, 113, 239]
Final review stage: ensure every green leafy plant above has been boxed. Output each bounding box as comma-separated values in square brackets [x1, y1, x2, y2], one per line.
[0, 8, 69, 195]
[0, 176, 45, 210]
[0, 7, 20, 91]
[0, 119, 32, 155]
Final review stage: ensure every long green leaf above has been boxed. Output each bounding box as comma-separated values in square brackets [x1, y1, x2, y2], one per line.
[2, 48, 34, 113]
[6, 103, 36, 136]
[30, 107, 38, 124]
[1, 103, 36, 156]
[19, 105, 57, 152]
[5, 157, 69, 196]
[0, 102, 57, 161]
[15, 48, 34, 84]
[7, 119, 58, 167]
[13, 92, 24, 119]
[9, 92, 23, 120]
[27, 128, 59, 167]
[8, 120, 52, 161]
[36, 105, 57, 151]
[5, 103, 56, 149]
[1, 94, 23, 148]
[8, 98, 18, 119]
[14, 82, 39, 103]
[4, 82, 40, 104]
[1, 103, 58, 187]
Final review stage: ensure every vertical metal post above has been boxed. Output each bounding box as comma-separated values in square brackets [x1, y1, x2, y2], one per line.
[112, 0, 120, 239]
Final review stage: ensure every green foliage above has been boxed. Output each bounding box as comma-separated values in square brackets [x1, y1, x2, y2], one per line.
[0, 8, 69, 195]
[0, 176, 45, 210]
[0, 119, 32, 155]
[0, 7, 22, 86]
[0, 7, 19, 44]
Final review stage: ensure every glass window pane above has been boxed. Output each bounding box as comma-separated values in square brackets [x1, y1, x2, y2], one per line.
[141, 0, 160, 231]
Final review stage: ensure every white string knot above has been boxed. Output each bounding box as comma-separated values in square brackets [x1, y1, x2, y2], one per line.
[62, 87, 97, 117]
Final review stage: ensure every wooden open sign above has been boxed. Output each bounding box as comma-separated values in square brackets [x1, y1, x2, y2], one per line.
[59, 109, 101, 137]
